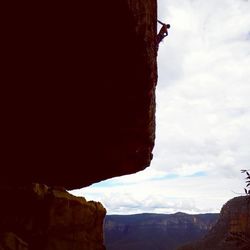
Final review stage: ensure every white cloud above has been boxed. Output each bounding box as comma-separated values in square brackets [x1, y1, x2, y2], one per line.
[71, 0, 250, 215]
[71, 173, 244, 214]
[155, 0, 250, 175]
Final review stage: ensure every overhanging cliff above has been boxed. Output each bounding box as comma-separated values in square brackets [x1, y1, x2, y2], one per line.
[2, 1, 157, 189]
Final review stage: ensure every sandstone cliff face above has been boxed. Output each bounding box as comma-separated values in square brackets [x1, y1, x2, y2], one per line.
[178, 196, 250, 250]
[2, 0, 157, 190]
[0, 184, 106, 250]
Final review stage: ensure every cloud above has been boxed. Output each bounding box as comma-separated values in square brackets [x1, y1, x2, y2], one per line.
[71, 0, 250, 215]
[71, 173, 243, 214]
[154, 0, 250, 176]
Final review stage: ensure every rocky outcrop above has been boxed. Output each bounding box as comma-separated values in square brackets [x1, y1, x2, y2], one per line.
[104, 213, 219, 250]
[0, 232, 28, 250]
[0, 184, 106, 250]
[178, 196, 250, 250]
[2, 1, 157, 249]
[2, 0, 157, 190]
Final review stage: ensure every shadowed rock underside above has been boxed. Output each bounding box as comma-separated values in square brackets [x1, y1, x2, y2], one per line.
[2, 0, 157, 190]
[1, 1, 157, 249]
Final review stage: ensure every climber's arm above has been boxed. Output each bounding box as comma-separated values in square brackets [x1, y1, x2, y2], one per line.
[157, 20, 165, 25]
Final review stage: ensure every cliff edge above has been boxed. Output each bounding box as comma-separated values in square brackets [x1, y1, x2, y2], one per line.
[2, 0, 157, 190]
[0, 184, 106, 250]
[178, 196, 250, 250]
[1, 1, 157, 249]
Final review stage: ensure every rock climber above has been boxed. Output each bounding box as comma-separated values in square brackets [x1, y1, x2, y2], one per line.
[157, 20, 170, 44]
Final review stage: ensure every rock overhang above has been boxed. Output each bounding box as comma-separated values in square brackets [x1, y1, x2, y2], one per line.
[2, 1, 157, 189]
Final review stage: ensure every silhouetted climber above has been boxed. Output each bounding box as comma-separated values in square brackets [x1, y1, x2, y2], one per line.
[157, 20, 170, 44]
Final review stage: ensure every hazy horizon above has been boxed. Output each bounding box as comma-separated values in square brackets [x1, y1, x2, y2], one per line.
[105, 210, 220, 216]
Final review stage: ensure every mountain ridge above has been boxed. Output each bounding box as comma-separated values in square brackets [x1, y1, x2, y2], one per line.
[104, 212, 219, 250]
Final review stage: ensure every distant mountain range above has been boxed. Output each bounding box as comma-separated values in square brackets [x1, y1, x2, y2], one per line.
[104, 212, 219, 250]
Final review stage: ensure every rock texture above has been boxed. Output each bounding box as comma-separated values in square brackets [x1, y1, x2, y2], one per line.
[104, 213, 219, 250]
[178, 196, 250, 250]
[0, 184, 106, 250]
[2, 0, 157, 189]
[2, 1, 157, 249]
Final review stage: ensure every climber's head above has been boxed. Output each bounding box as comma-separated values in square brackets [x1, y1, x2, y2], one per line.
[166, 24, 171, 29]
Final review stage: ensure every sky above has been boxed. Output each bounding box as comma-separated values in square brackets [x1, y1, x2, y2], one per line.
[71, 0, 250, 214]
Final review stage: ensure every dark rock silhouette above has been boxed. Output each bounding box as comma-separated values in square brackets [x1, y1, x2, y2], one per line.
[1, 0, 157, 249]
[0, 184, 106, 250]
[104, 213, 219, 250]
[0, 232, 28, 250]
[178, 196, 250, 250]
[2, 0, 157, 190]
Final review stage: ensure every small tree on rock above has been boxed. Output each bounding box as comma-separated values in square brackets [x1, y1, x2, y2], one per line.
[240, 169, 250, 195]
[225, 170, 250, 249]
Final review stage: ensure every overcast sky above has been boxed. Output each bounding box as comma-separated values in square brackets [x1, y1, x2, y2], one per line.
[71, 0, 250, 214]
